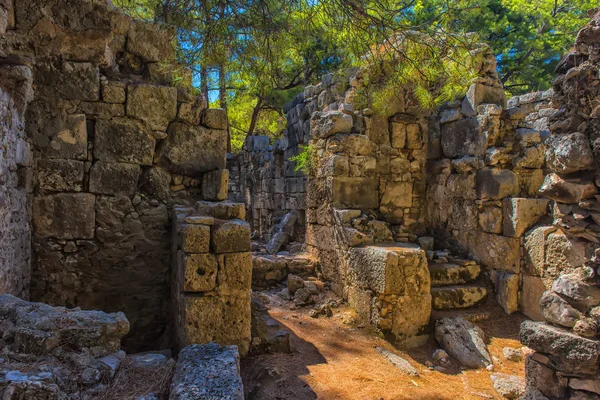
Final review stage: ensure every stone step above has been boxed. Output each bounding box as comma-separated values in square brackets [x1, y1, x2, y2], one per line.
[429, 263, 481, 287]
[431, 284, 488, 310]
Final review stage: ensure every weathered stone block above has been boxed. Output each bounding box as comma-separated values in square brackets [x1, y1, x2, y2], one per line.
[540, 290, 582, 328]
[217, 252, 252, 293]
[181, 295, 250, 355]
[156, 123, 227, 176]
[127, 84, 178, 131]
[331, 177, 379, 209]
[478, 204, 503, 233]
[40, 62, 100, 101]
[515, 168, 545, 197]
[40, 113, 88, 160]
[470, 232, 520, 273]
[502, 198, 549, 237]
[540, 173, 598, 203]
[89, 161, 140, 196]
[441, 118, 486, 158]
[405, 123, 422, 149]
[180, 224, 210, 253]
[140, 167, 171, 200]
[211, 220, 251, 254]
[94, 118, 155, 166]
[475, 168, 519, 200]
[520, 275, 552, 321]
[127, 23, 175, 63]
[524, 355, 567, 399]
[461, 82, 506, 116]
[77, 102, 125, 119]
[170, 343, 244, 400]
[201, 108, 228, 130]
[102, 81, 126, 104]
[520, 321, 600, 374]
[202, 169, 229, 201]
[181, 252, 218, 292]
[33, 193, 95, 240]
[391, 122, 407, 148]
[195, 201, 246, 220]
[552, 273, 600, 309]
[490, 271, 519, 314]
[545, 132, 594, 174]
[311, 111, 353, 139]
[36, 159, 84, 192]
[391, 294, 431, 347]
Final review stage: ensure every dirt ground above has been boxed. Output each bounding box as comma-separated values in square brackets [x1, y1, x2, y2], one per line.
[241, 291, 527, 400]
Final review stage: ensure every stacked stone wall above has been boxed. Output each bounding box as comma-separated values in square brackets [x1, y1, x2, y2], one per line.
[171, 201, 251, 356]
[0, 65, 33, 299]
[0, 0, 230, 351]
[519, 8, 600, 399]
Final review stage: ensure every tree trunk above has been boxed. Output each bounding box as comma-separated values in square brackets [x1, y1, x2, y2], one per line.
[201, 66, 209, 106]
[219, 64, 231, 152]
[248, 97, 263, 137]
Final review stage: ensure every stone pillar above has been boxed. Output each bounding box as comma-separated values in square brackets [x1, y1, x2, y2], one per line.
[171, 201, 252, 355]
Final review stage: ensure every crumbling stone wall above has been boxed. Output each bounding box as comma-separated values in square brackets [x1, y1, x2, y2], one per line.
[0, 0, 229, 351]
[519, 8, 600, 399]
[228, 92, 309, 241]
[0, 65, 33, 299]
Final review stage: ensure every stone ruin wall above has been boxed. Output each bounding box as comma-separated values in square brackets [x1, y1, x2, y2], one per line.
[0, 0, 230, 352]
[228, 91, 309, 242]
[0, 63, 33, 299]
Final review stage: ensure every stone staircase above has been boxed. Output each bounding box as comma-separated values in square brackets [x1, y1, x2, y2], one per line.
[428, 254, 488, 311]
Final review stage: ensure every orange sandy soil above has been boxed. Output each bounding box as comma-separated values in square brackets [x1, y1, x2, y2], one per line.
[241, 292, 527, 400]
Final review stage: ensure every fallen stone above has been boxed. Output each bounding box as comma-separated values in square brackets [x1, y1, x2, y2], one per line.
[287, 274, 304, 296]
[293, 288, 313, 306]
[552, 273, 600, 309]
[169, 343, 244, 400]
[540, 173, 598, 204]
[375, 347, 419, 376]
[434, 316, 492, 368]
[491, 373, 525, 399]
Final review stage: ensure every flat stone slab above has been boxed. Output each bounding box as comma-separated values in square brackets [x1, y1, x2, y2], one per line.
[431, 285, 487, 310]
[429, 263, 480, 286]
[169, 343, 244, 400]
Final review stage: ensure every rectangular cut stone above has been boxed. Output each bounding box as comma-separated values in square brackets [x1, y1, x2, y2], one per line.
[181, 295, 250, 356]
[89, 161, 140, 196]
[391, 294, 432, 347]
[180, 224, 210, 253]
[39, 62, 99, 101]
[126, 84, 177, 131]
[380, 181, 413, 222]
[170, 344, 244, 400]
[181, 252, 218, 292]
[331, 177, 379, 209]
[201, 108, 228, 130]
[94, 118, 155, 166]
[195, 201, 246, 220]
[156, 123, 227, 176]
[347, 244, 429, 296]
[519, 275, 552, 321]
[211, 220, 251, 254]
[490, 271, 519, 314]
[33, 193, 95, 239]
[441, 118, 486, 158]
[44, 113, 88, 160]
[390, 122, 406, 148]
[503, 198, 549, 237]
[475, 168, 519, 200]
[217, 252, 252, 293]
[520, 321, 600, 374]
[470, 233, 520, 273]
[202, 169, 229, 201]
[102, 81, 126, 104]
[37, 159, 84, 192]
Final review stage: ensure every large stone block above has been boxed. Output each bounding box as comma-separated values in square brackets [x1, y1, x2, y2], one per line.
[311, 111, 353, 139]
[502, 198, 549, 237]
[195, 201, 245, 220]
[476, 168, 519, 200]
[181, 252, 218, 292]
[217, 252, 252, 294]
[519, 275, 552, 321]
[331, 177, 379, 209]
[461, 82, 506, 116]
[524, 355, 567, 399]
[380, 181, 413, 221]
[470, 232, 520, 273]
[441, 117, 486, 158]
[127, 84, 178, 131]
[347, 244, 430, 296]
[540, 173, 598, 204]
[37, 62, 99, 101]
[36, 159, 84, 193]
[89, 161, 140, 196]
[545, 132, 594, 174]
[211, 220, 251, 254]
[520, 321, 600, 374]
[94, 118, 155, 166]
[180, 295, 250, 356]
[179, 223, 210, 253]
[170, 343, 244, 400]
[202, 169, 229, 201]
[30, 110, 87, 160]
[201, 108, 228, 130]
[33, 193, 95, 240]
[524, 227, 587, 278]
[127, 23, 175, 63]
[391, 294, 431, 347]
[156, 123, 227, 176]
